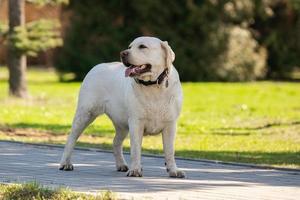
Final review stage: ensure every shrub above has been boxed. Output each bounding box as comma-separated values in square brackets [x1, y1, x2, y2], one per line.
[215, 26, 267, 81]
[56, 0, 300, 81]
[54, 0, 229, 81]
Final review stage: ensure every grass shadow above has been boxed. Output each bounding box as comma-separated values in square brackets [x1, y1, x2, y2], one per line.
[214, 121, 300, 131]
[210, 131, 252, 136]
[74, 141, 300, 167]
[174, 150, 300, 167]
[1, 123, 299, 167]
[0, 122, 115, 136]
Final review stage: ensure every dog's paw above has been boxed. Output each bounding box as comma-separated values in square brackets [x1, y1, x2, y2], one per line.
[59, 163, 74, 171]
[117, 164, 129, 172]
[127, 168, 143, 177]
[169, 169, 186, 178]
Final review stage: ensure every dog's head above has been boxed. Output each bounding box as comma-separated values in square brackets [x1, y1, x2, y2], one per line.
[120, 37, 175, 81]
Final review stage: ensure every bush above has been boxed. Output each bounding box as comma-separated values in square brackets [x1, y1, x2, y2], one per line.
[54, 0, 229, 81]
[215, 26, 267, 81]
[55, 0, 299, 81]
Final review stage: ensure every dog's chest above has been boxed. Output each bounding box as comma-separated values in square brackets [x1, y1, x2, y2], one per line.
[139, 94, 179, 135]
[127, 82, 182, 135]
[142, 105, 169, 135]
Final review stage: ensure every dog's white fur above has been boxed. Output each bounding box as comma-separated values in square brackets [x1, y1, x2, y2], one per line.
[60, 36, 185, 178]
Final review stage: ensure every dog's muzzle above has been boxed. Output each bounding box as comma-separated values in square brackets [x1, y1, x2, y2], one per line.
[120, 50, 130, 67]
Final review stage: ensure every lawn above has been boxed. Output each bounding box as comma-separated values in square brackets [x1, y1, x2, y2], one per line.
[0, 67, 300, 168]
[0, 182, 116, 200]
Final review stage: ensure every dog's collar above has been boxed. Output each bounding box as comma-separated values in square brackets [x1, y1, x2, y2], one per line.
[134, 68, 169, 87]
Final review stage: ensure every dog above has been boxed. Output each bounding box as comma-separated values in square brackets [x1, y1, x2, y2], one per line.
[59, 36, 185, 178]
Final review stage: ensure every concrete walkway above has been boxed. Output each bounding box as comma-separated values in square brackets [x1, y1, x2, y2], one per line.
[0, 141, 299, 200]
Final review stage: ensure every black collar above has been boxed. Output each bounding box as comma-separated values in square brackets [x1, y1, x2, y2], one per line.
[134, 68, 169, 87]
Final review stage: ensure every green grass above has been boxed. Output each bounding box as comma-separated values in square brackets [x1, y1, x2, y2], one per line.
[0, 66, 300, 168]
[0, 182, 116, 200]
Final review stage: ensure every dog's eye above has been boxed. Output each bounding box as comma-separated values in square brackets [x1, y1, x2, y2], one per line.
[139, 44, 147, 49]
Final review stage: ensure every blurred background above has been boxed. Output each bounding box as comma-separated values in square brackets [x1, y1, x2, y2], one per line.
[0, 0, 299, 168]
[1, 0, 299, 82]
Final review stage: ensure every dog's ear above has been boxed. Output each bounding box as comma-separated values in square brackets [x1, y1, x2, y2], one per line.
[161, 41, 175, 70]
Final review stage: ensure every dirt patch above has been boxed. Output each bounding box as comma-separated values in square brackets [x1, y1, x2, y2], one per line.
[0, 127, 55, 137]
[0, 126, 68, 143]
[0, 126, 113, 148]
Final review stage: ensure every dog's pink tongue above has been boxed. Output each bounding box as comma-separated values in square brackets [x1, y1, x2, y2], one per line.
[125, 67, 136, 77]
[125, 68, 133, 77]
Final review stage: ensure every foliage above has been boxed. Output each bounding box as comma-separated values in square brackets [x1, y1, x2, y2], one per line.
[27, 0, 69, 6]
[0, 0, 66, 58]
[251, 0, 300, 78]
[55, 0, 229, 81]
[10, 19, 63, 57]
[0, 22, 8, 36]
[0, 182, 116, 200]
[215, 26, 267, 81]
[0, 22, 8, 45]
[223, 0, 300, 78]
[55, 0, 300, 81]
[0, 68, 299, 167]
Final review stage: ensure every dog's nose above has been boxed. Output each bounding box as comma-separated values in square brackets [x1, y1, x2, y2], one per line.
[120, 50, 129, 58]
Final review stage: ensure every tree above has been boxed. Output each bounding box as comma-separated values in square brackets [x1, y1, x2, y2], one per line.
[55, 0, 267, 81]
[252, 0, 300, 78]
[56, 0, 300, 81]
[4, 0, 67, 98]
[222, 0, 300, 79]
[8, 0, 27, 97]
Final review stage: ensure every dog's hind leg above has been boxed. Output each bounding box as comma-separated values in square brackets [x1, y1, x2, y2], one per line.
[59, 107, 98, 171]
[113, 127, 129, 172]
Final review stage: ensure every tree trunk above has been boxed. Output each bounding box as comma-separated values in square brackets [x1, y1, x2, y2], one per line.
[8, 0, 28, 98]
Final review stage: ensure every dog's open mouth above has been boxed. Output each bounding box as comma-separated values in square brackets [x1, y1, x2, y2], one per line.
[125, 64, 151, 77]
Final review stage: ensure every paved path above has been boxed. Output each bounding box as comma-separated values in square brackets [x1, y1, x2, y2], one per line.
[0, 141, 299, 200]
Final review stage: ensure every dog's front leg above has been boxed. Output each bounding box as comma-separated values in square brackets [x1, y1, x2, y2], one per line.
[163, 122, 186, 178]
[127, 119, 143, 177]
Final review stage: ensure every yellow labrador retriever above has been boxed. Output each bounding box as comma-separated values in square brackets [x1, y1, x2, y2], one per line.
[59, 37, 185, 178]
